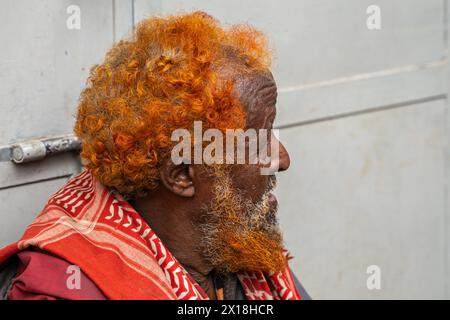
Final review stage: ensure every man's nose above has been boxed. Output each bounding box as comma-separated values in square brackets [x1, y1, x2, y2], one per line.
[269, 133, 290, 172]
[277, 140, 290, 172]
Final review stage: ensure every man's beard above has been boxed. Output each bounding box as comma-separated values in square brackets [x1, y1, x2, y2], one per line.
[199, 166, 287, 275]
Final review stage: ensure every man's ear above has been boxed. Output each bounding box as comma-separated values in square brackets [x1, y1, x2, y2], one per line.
[159, 156, 195, 197]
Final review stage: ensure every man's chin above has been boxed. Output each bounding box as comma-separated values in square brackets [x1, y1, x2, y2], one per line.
[205, 228, 287, 274]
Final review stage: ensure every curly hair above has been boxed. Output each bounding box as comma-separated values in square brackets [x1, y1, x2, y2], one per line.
[74, 11, 272, 199]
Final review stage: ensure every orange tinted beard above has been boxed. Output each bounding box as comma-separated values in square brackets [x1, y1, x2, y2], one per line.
[200, 167, 286, 274]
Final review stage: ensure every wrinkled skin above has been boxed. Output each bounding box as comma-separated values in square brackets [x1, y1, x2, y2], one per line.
[132, 70, 291, 299]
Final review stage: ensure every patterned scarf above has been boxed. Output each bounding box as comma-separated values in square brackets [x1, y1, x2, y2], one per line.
[0, 170, 301, 300]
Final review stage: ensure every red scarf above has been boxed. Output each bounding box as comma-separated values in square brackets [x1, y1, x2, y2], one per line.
[0, 170, 301, 300]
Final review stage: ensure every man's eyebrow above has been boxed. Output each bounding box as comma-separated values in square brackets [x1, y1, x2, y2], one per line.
[269, 109, 277, 127]
[263, 105, 277, 129]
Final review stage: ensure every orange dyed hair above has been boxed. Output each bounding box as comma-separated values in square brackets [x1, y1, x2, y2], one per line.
[74, 11, 271, 198]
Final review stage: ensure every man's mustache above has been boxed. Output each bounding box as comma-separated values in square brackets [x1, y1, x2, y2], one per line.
[267, 175, 277, 193]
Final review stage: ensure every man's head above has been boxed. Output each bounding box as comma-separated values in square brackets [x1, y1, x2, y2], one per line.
[75, 11, 291, 274]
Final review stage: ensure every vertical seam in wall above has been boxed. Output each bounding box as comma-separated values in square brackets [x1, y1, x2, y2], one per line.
[444, 0, 449, 299]
[112, 0, 116, 42]
[445, 0, 449, 57]
[131, 0, 135, 31]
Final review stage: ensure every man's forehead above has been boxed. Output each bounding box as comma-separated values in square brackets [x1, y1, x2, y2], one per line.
[215, 64, 277, 127]
[234, 71, 277, 100]
[234, 71, 278, 127]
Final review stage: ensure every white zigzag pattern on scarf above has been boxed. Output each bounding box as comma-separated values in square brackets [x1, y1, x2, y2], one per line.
[49, 171, 91, 204]
[271, 272, 294, 300]
[237, 272, 274, 300]
[48, 171, 93, 215]
[105, 199, 204, 300]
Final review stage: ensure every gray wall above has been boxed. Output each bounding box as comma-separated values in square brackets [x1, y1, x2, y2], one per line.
[0, 0, 448, 299]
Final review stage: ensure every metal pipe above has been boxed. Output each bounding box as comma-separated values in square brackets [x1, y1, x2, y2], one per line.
[1, 134, 82, 164]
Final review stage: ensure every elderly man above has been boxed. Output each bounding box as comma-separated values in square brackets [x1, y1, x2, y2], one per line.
[0, 12, 309, 300]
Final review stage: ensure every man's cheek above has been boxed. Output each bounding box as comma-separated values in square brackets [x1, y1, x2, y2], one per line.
[234, 168, 267, 201]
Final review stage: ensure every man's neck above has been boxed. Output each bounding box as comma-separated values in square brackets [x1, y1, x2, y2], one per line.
[131, 190, 217, 299]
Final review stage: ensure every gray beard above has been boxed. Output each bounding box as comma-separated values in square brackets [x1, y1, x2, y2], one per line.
[198, 170, 284, 274]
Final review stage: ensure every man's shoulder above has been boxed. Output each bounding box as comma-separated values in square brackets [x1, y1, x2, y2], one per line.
[1, 248, 107, 300]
